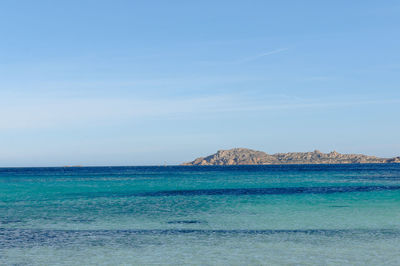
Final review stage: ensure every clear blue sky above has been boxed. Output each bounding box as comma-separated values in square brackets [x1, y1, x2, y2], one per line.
[1, 0, 399, 166]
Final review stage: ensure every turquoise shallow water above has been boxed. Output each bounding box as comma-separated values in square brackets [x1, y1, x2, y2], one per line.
[1, 164, 400, 265]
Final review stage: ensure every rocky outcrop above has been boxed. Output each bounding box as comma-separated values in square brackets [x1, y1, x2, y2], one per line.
[386, 157, 400, 163]
[182, 148, 399, 166]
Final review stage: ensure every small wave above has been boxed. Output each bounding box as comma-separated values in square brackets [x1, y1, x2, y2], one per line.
[166, 220, 206, 224]
[140, 185, 400, 197]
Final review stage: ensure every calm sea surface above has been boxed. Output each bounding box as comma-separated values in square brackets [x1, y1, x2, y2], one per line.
[1, 164, 400, 265]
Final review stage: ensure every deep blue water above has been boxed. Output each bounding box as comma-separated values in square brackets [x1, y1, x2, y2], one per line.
[1, 164, 400, 265]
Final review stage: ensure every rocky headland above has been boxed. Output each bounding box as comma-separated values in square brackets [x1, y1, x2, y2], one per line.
[182, 148, 400, 166]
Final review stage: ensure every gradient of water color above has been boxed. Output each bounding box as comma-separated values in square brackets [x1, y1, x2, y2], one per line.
[1, 164, 400, 265]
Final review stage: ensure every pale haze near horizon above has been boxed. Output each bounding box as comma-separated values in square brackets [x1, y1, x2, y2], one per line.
[0, 0, 399, 167]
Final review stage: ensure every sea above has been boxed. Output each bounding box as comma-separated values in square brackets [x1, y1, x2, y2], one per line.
[1, 164, 400, 265]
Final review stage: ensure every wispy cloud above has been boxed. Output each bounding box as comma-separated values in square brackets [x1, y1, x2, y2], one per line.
[197, 47, 289, 66]
[302, 76, 332, 82]
[213, 98, 400, 112]
[1, 93, 399, 130]
[238, 48, 289, 63]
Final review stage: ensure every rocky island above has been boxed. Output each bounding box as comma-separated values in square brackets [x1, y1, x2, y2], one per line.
[182, 148, 400, 166]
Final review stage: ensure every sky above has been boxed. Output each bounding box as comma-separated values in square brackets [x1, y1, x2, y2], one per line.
[0, 0, 399, 166]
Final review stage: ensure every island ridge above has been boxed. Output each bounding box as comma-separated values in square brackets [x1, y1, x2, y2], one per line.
[182, 148, 400, 166]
